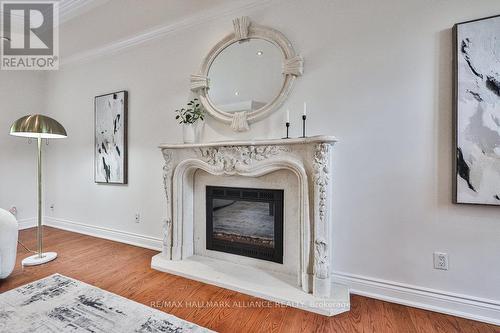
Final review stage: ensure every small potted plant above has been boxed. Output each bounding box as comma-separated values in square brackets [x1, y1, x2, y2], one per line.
[175, 98, 205, 143]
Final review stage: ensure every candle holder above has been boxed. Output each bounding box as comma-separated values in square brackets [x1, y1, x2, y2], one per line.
[301, 115, 307, 138]
[283, 122, 290, 139]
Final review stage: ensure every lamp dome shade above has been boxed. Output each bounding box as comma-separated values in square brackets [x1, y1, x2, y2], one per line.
[10, 114, 67, 139]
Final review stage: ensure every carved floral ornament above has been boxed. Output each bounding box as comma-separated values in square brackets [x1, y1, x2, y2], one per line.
[313, 143, 331, 223]
[162, 150, 173, 196]
[314, 239, 329, 279]
[190, 16, 304, 132]
[199, 145, 289, 172]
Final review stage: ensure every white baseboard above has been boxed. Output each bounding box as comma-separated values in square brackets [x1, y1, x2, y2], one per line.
[18, 218, 36, 230]
[44, 217, 163, 251]
[333, 271, 500, 326]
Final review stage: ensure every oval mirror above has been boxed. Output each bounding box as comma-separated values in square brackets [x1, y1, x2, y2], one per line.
[208, 39, 283, 114]
[191, 17, 303, 132]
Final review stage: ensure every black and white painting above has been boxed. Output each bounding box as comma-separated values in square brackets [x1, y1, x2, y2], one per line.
[454, 15, 500, 205]
[95, 91, 128, 184]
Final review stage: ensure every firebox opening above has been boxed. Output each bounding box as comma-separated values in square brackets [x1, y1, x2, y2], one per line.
[206, 186, 284, 263]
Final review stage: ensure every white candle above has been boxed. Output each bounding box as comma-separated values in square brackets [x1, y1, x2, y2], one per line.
[286, 109, 290, 123]
[303, 102, 307, 116]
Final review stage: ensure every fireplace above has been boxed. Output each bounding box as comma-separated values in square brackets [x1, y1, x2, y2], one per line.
[206, 186, 284, 263]
[154, 137, 349, 316]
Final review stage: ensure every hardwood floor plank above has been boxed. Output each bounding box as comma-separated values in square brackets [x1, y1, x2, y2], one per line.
[1, 227, 498, 333]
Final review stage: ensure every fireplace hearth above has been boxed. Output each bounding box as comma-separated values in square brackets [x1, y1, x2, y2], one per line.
[206, 186, 284, 263]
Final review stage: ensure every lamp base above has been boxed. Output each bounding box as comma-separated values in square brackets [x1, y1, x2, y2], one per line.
[22, 252, 57, 266]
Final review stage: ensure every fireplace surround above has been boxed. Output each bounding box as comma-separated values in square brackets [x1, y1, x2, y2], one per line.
[151, 136, 350, 316]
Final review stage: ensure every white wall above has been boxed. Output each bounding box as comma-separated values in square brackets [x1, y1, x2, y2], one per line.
[0, 71, 46, 224]
[40, 0, 500, 323]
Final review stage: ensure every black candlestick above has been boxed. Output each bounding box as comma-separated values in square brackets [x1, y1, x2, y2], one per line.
[283, 122, 290, 139]
[301, 115, 307, 138]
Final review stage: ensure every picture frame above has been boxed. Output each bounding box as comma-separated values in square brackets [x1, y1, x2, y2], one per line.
[94, 90, 128, 184]
[453, 15, 500, 205]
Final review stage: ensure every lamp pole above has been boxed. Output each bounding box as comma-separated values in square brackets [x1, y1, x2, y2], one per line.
[37, 136, 43, 258]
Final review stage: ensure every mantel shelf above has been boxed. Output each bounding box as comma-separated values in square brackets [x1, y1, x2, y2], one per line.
[159, 135, 337, 149]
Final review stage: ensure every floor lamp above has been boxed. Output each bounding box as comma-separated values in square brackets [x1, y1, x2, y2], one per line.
[10, 114, 67, 266]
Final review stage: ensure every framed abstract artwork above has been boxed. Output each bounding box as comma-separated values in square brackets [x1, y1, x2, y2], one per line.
[94, 91, 128, 184]
[454, 15, 500, 205]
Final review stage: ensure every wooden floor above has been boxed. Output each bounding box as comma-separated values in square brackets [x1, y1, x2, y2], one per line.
[1, 227, 498, 333]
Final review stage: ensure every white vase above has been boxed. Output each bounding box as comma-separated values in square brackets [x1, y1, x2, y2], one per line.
[183, 123, 196, 143]
[183, 122, 204, 143]
[195, 121, 204, 142]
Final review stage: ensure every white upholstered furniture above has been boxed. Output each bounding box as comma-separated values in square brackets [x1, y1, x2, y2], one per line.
[0, 208, 18, 279]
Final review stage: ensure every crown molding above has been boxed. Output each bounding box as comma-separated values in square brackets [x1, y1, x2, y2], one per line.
[60, 0, 276, 67]
[59, 0, 111, 24]
[0, 0, 108, 28]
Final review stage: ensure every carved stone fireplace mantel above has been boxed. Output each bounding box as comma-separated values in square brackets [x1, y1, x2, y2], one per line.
[151, 135, 350, 316]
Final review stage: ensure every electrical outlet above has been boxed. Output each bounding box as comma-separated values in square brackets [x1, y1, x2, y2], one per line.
[50, 204, 55, 211]
[433, 252, 449, 270]
[135, 213, 141, 223]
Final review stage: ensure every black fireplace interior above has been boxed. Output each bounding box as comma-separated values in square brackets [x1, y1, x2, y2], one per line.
[206, 186, 284, 263]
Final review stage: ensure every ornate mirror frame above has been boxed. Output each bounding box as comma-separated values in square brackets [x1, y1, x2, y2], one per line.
[190, 17, 304, 132]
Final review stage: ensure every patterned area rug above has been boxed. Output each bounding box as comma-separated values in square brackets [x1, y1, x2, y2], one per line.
[0, 274, 213, 332]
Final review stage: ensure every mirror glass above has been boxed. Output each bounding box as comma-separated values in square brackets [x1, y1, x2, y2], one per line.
[207, 38, 283, 113]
